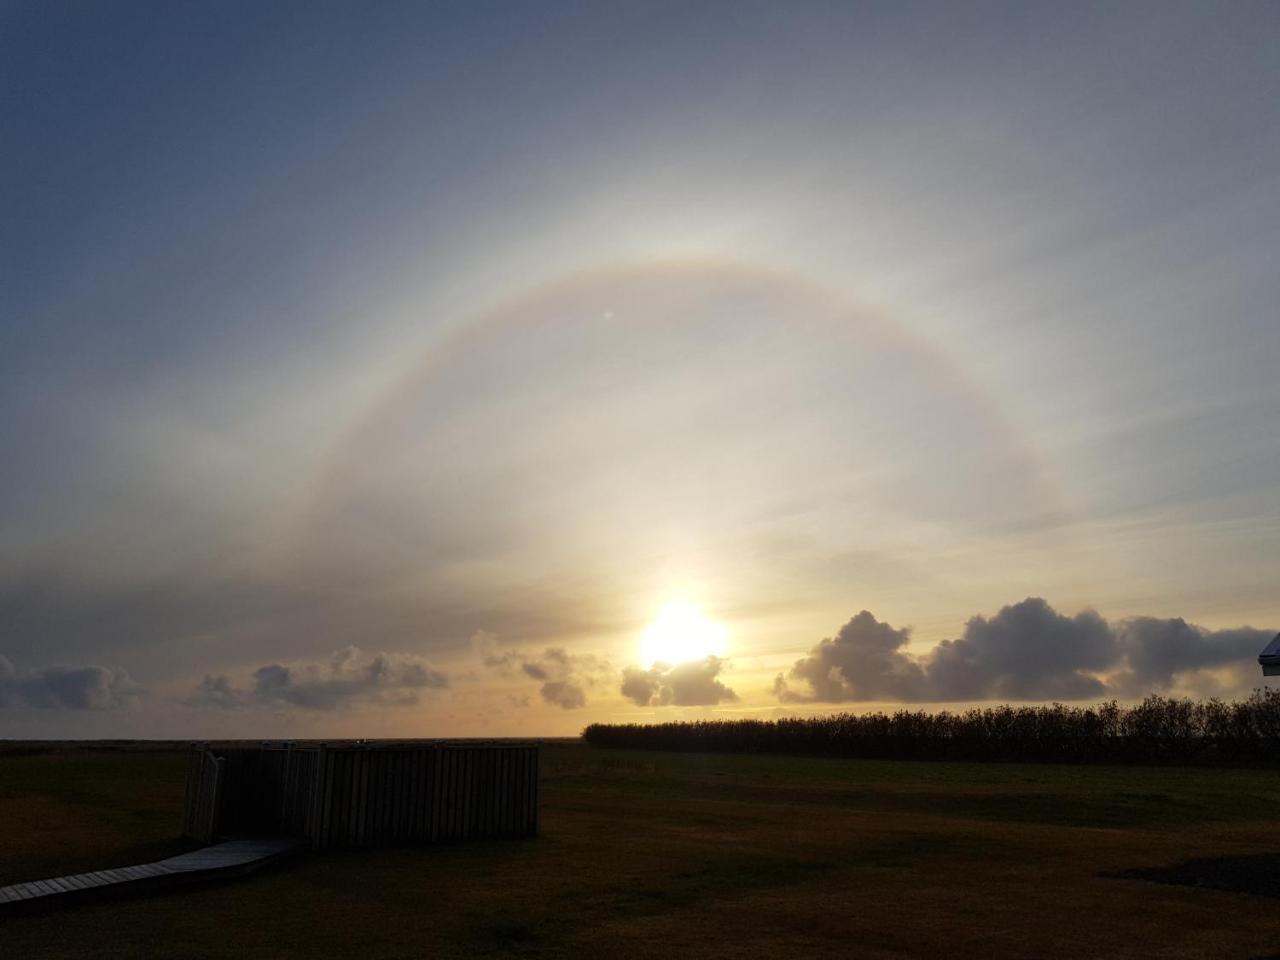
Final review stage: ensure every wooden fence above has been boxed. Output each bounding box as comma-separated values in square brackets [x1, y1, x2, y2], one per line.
[182, 743, 539, 849]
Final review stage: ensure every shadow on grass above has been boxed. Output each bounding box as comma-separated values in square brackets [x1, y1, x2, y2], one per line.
[1112, 853, 1280, 899]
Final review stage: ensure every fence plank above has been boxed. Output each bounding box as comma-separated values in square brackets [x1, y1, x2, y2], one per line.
[183, 743, 538, 849]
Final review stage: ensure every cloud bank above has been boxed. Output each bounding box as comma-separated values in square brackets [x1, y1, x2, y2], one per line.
[774, 598, 1273, 703]
[190, 646, 449, 711]
[621, 656, 738, 707]
[0, 655, 141, 709]
[480, 639, 609, 710]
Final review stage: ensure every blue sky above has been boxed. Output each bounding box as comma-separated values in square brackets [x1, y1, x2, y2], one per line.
[2, 1, 1278, 736]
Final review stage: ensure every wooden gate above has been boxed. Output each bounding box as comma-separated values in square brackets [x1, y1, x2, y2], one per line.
[181, 748, 224, 843]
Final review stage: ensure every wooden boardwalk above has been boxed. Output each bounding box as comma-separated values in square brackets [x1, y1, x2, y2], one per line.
[0, 837, 305, 916]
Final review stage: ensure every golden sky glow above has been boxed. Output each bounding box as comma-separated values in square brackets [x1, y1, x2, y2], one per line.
[3, 3, 1278, 737]
[639, 603, 729, 668]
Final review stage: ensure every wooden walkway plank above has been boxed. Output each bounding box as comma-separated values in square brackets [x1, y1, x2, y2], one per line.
[0, 837, 306, 918]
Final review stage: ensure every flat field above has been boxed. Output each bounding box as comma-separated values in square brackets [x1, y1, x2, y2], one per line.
[4, 743, 1280, 959]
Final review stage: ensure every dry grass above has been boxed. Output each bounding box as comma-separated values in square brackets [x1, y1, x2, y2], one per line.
[4, 744, 1280, 958]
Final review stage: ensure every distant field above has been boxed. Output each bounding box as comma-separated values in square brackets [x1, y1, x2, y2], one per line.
[5, 743, 1280, 958]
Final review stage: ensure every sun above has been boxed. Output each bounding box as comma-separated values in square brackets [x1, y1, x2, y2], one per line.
[638, 602, 727, 666]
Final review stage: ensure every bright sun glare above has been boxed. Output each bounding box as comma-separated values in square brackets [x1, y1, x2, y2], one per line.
[639, 602, 727, 666]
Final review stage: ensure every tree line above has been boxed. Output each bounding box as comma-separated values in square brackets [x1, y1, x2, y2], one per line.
[582, 690, 1280, 764]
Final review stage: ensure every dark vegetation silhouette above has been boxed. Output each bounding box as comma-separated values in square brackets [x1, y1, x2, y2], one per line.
[584, 691, 1280, 764]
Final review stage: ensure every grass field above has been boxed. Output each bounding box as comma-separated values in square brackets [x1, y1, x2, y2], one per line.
[5, 744, 1280, 958]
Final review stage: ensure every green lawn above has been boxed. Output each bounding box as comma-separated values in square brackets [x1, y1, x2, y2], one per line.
[4, 744, 1280, 958]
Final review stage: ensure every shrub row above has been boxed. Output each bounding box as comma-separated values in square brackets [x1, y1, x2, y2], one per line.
[582, 691, 1280, 764]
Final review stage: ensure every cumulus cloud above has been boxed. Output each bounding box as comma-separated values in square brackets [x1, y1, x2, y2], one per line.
[774, 598, 1274, 703]
[926, 599, 1115, 700]
[188, 673, 244, 709]
[1110, 618, 1272, 697]
[621, 656, 738, 707]
[771, 611, 927, 702]
[0, 655, 141, 709]
[477, 635, 608, 709]
[189, 645, 449, 711]
[540, 679, 587, 709]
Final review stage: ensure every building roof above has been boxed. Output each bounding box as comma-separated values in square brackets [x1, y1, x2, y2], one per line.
[1258, 633, 1280, 675]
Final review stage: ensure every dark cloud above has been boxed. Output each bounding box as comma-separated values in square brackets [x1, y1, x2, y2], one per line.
[479, 639, 608, 709]
[521, 662, 549, 681]
[1110, 618, 1271, 696]
[927, 599, 1114, 700]
[620, 665, 662, 706]
[540, 679, 586, 709]
[0, 655, 141, 709]
[188, 673, 243, 709]
[188, 645, 449, 711]
[621, 656, 738, 707]
[774, 598, 1273, 703]
[771, 611, 927, 702]
[0, 568, 626, 689]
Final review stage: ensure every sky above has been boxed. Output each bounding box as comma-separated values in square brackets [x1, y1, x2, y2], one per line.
[2, 0, 1279, 738]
